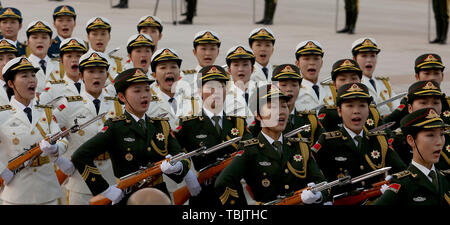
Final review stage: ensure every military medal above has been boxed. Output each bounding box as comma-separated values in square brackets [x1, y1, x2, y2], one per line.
[444, 111, 450, 117]
[156, 133, 164, 141]
[261, 178, 270, 187]
[125, 153, 133, 161]
[293, 154, 303, 162]
[78, 130, 85, 136]
[231, 128, 239, 136]
[12, 137, 20, 145]
[371, 150, 380, 159]
[366, 118, 374, 126]
[446, 145, 450, 153]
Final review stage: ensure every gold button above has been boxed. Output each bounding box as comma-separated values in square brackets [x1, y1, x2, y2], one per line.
[263, 172, 267, 176]
[360, 165, 364, 170]
[285, 169, 289, 174]
[339, 168, 343, 171]
[31, 130, 35, 135]
[127, 148, 131, 151]
[147, 147, 151, 151]
[361, 181, 366, 186]
[284, 185, 289, 190]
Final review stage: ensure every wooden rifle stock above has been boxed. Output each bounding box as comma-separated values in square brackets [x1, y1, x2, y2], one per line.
[332, 180, 389, 205]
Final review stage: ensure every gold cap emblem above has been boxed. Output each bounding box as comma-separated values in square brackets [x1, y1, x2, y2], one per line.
[281, 65, 295, 73]
[425, 109, 439, 119]
[93, 17, 105, 25]
[305, 41, 317, 49]
[347, 83, 363, 92]
[341, 59, 354, 67]
[59, 6, 71, 13]
[136, 34, 147, 42]
[362, 39, 375, 46]
[207, 66, 221, 74]
[34, 21, 46, 28]
[88, 53, 102, 61]
[423, 81, 438, 90]
[424, 54, 438, 62]
[234, 47, 246, 54]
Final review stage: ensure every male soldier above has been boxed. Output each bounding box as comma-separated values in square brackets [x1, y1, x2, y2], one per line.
[373, 108, 450, 205]
[294, 40, 332, 111]
[311, 83, 406, 202]
[430, 0, 449, 44]
[48, 5, 77, 59]
[352, 37, 400, 116]
[388, 80, 447, 167]
[0, 7, 26, 56]
[52, 51, 123, 205]
[337, 0, 358, 34]
[175, 65, 253, 206]
[85, 16, 123, 87]
[318, 59, 381, 132]
[248, 27, 275, 84]
[255, 0, 277, 25]
[0, 39, 18, 105]
[25, 20, 59, 96]
[72, 68, 191, 205]
[179, 0, 197, 25]
[381, 53, 448, 130]
[39, 38, 87, 104]
[215, 84, 328, 205]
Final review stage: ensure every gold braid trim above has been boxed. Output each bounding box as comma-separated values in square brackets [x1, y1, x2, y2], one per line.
[286, 141, 309, 179]
[44, 107, 53, 133]
[35, 123, 47, 139]
[114, 100, 123, 116]
[226, 117, 245, 149]
[219, 187, 239, 205]
[113, 57, 123, 73]
[365, 135, 388, 170]
[369, 105, 380, 127]
[150, 120, 170, 156]
[81, 165, 101, 181]
[444, 194, 450, 205]
[307, 114, 318, 145]
[441, 151, 450, 166]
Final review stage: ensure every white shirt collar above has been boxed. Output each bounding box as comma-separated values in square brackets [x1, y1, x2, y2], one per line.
[128, 111, 146, 122]
[11, 96, 34, 111]
[57, 35, 67, 43]
[82, 90, 104, 102]
[412, 160, 436, 182]
[29, 53, 50, 64]
[301, 78, 316, 88]
[0, 79, 5, 87]
[203, 106, 223, 119]
[261, 130, 283, 145]
[343, 125, 364, 139]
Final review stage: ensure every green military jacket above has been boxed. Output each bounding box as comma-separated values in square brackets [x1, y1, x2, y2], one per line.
[214, 132, 328, 205]
[318, 104, 382, 132]
[373, 164, 450, 205]
[311, 126, 407, 197]
[175, 111, 253, 171]
[249, 109, 324, 147]
[72, 111, 190, 196]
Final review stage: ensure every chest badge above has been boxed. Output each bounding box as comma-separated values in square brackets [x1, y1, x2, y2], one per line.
[156, 133, 165, 141]
[196, 134, 207, 139]
[293, 154, 303, 162]
[125, 153, 133, 161]
[261, 178, 270, 188]
[124, 137, 135, 142]
[258, 161, 271, 166]
[231, 128, 239, 136]
[12, 137, 20, 145]
[78, 130, 85, 136]
[366, 118, 374, 126]
[413, 196, 426, 202]
[370, 150, 380, 159]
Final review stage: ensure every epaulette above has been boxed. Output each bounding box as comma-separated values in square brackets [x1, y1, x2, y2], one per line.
[240, 138, 259, 147]
[367, 130, 387, 136]
[375, 76, 389, 81]
[320, 80, 333, 86]
[287, 137, 310, 143]
[149, 117, 169, 121]
[297, 110, 317, 115]
[150, 96, 160, 102]
[392, 170, 413, 179]
[111, 115, 127, 122]
[323, 130, 343, 139]
[182, 69, 197, 74]
[369, 103, 377, 108]
[325, 105, 337, 109]
[50, 57, 60, 62]
[35, 104, 52, 109]
[49, 79, 65, 84]
[0, 104, 12, 112]
[440, 169, 450, 175]
[110, 55, 123, 60]
[104, 96, 117, 101]
[66, 96, 83, 102]
[180, 115, 199, 122]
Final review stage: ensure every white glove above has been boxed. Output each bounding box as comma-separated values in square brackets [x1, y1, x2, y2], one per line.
[39, 139, 58, 157]
[301, 182, 322, 204]
[380, 184, 389, 194]
[385, 175, 392, 181]
[184, 170, 202, 196]
[54, 157, 75, 176]
[160, 154, 183, 175]
[0, 168, 14, 185]
[323, 201, 333, 205]
[101, 185, 124, 205]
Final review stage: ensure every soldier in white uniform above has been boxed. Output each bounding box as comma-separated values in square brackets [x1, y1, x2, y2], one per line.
[85, 16, 123, 87]
[248, 27, 275, 84]
[53, 51, 123, 205]
[0, 57, 74, 205]
[351, 37, 400, 116]
[0, 39, 18, 105]
[25, 20, 59, 97]
[39, 37, 88, 105]
[294, 40, 332, 111]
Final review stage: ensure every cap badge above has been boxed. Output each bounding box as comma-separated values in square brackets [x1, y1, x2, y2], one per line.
[0, 40, 10, 47]
[423, 81, 438, 90]
[424, 54, 438, 62]
[341, 59, 354, 67]
[202, 32, 214, 39]
[347, 83, 363, 92]
[34, 21, 46, 28]
[59, 6, 71, 13]
[144, 16, 155, 23]
[136, 35, 147, 42]
[3, 8, 17, 16]
[305, 41, 317, 49]
[234, 47, 246, 54]
[425, 109, 439, 119]
[207, 66, 221, 74]
[92, 17, 105, 25]
[362, 39, 375, 46]
[88, 53, 102, 61]
[281, 65, 295, 73]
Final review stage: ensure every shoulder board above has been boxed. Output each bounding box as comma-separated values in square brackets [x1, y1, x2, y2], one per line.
[375, 76, 389, 81]
[324, 130, 343, 139]
[320, 80, 333, 86]
[49, 79, 65, 84]
[111, 115, 127, 122]
[240, 138, 259, 147]
[180, 115, 199, 122]
[151, 96, 160, 102]
[35, 104, 52, 109]
[366, 130, 387, 136]
[104, 96, 117, 101]
[440, 169, 450, 175]
[66, 96, 83, 102]
[182, 69, 197, 74]
[50, 58, 60, 62]
[287, 137, 310, 143]
[392, 170, 412, 179]
[110, 55, 123, 60]
[297, 110, 317, 115]
[325, 105, 337, 109]
[149, 117, 169, 121]
[0, 104, 12, 112]
[369, 103, 377, 108]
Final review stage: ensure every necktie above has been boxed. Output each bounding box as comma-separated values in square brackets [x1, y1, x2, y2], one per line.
[74, 82, 81, 93]
[244, 92, 249, 104]
[39, 59, 47, 74]
[262, 67, 269, 79]
[312, 84, 320, 98]
[428, 170, 439, 191]
[369, 79, 377, 91]
[169, 97, 177, 113]
[24, 107, 32, 123]
[212, 115, 221, 135]
[272, 141, 283, 156]
[93, 99, 100, 115]
[354, 135, 363, 151]
[138, 119, 146, 130]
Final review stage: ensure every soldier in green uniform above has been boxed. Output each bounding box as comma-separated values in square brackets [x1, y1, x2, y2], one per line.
[174, 65, 253, 206]
[381, 53, 448, 131]
[430, 0, 449, 44]
[250, 64, 324, 147]
[0, 7, 26, 56]
[71, 68, 191, 205]
[48, 5, 77, 59]
[317, 59, 381, 132]
[311, 82, 406, 203]
[373, 108, 450, 205]
[214, 84, 328, 205]
[255, 0, 277, 25]
[337, 0, 358, 34]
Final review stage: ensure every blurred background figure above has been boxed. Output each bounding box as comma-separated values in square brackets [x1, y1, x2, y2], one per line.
[179, 0, 197, 24]
[337, 0, 358, 34]
[255, 0, 277, 25]
[430, 0, 449, 44]
[112, 0, 128, 9]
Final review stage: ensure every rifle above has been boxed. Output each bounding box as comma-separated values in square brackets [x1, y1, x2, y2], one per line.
[264, 167, 391, 205]
[332, 180, 390, 205]
[172, 124, 311, 205]
[107, 47, 120, 57]
[367, 121, 396, 133]
[89, 136, 242, 205]
[0, 112, 106, 187]
[376, 92, 407, 108]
